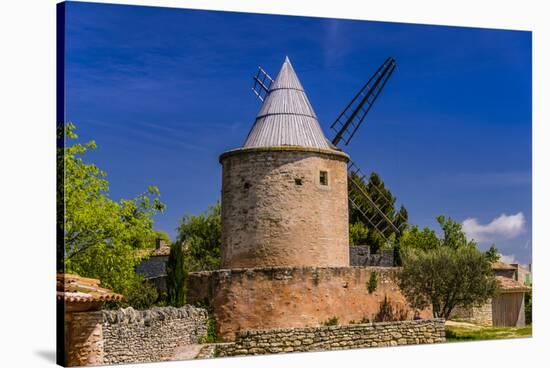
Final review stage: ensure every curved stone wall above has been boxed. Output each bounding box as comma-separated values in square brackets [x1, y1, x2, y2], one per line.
[187, 266, 433, 341]
[219, 147, 349, 268]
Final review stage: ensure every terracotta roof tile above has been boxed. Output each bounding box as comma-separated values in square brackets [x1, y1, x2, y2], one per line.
[496, 276, 531, 292]
[491, 261, 517, 270]
[57, 273, 123, 303]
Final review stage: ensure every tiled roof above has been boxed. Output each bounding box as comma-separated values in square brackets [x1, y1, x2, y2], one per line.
[57, 273, 123, 303]
[491, 261, 517, 271]
[243, 56, 334, 150]
[496, 276, 530, 292]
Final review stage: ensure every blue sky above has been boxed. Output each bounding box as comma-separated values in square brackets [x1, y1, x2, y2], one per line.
[64, 2, 532, 264]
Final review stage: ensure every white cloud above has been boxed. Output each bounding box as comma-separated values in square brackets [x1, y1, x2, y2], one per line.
[462, 212, 526, 243]
[499, 253, 519, 264]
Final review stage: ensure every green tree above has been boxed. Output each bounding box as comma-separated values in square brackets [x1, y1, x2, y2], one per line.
[398, 217, 497, 319]
[437, 215, 477, 249]
[349, 221, 369, 246]
[176, 203, 221, 271]
[484, 244, 501, 263]
[60, 123, 165, 301]
[348, 172, 408, 253]
[399, 225, 440, 252]
[166, 242, 188, 307]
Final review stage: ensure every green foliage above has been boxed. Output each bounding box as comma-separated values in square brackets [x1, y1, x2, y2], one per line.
[166, 242, 188, 307]
[122, 280, 159, 310]
[367, 271, 378, 294]
[400, 245, 497, 320]
[322, 316, 339, 326]
[525, 290, 532, 325]
[349, 221, 369, 246]
[484, 244, 501, 263]
[436, 215, 477, 250]
[195, 300, 218, 343]
[445, 325, 532, 342]
[151, 230, 172, 246]
[60, 123, 165, 299]
[203, 316, 218, 343]
[177, 203, 221, 272]
[349, 316, 371, 325]
[348, 172, 408, 253]
[399, 226, 441, 252]
[399, 216, 497, 320]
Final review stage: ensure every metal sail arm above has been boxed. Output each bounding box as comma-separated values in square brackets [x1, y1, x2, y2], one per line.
[347, 159, 407, 242]
[252, 66, 274, 102]
[331, 57, 397, 146]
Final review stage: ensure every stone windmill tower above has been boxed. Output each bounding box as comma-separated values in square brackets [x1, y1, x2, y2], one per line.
[219, 57, 350, 269]
[187, 56, 415, 341]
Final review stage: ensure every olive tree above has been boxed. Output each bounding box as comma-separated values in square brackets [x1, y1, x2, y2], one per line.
[398, 216, 497, 319]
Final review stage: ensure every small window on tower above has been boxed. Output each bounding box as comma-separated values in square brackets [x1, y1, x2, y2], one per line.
[320, 171, 328, 186]
[294, 178, 303, 186]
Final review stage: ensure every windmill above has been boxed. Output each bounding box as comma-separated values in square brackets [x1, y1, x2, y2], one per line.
[251, 56, 407, 244]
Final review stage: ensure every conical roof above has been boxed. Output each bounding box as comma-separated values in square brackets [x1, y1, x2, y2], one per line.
[243, 57, 333, 150]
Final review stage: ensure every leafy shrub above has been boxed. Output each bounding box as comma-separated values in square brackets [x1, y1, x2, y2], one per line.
[195, 300, 218, 343]
[123, 279, 159, 310]
[367, 272, 378, 294]
[322, 316, 339, 326]
[349, 222, 369, 246]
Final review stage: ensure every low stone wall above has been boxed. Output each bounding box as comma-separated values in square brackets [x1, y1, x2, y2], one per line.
[100, 306, 207, 364]
[349, 246, 394, 267]
[187, 266, 432, 341]
[450, 301, 493, 326]
[216, 319, 445, 356]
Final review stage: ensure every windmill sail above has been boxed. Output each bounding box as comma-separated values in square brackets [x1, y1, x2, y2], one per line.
[347, 160, 407, 242]
[248, 57, 406, 242]
[331, 57, 396, 146]
[252, 66, 274, 102]
[327, 57, 405, 242]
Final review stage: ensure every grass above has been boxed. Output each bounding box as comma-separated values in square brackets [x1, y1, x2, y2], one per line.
[445, 323, 532, 342]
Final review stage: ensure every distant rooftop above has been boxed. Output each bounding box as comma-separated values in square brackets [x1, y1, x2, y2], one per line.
[495, 276, 530, 292]
[243, 56, 334, 150]
[491, 261, 517, 271]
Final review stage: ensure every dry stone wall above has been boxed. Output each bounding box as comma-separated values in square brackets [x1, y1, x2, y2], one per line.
[449, 301, 493, 326]
[216, 319, 446, 356]
[349, 246, 394, 267]
[100, 306, 207, 364]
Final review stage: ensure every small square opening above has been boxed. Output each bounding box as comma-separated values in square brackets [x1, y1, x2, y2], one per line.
[294, 178, 303, 186]
[320, 171, 328, 186]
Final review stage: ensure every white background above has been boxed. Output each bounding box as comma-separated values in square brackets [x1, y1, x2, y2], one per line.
[0, 0, 548, 367]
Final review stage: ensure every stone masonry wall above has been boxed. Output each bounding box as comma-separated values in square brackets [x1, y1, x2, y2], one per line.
[449, 301, 493, 326]
[100, 306, 207, 365]
[220, 147, 349, 268]
[349, 246, 394, 267]
[216, 319, 446, 356]
[65, 311, 104, 366]
[187, 266, 432, 341]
